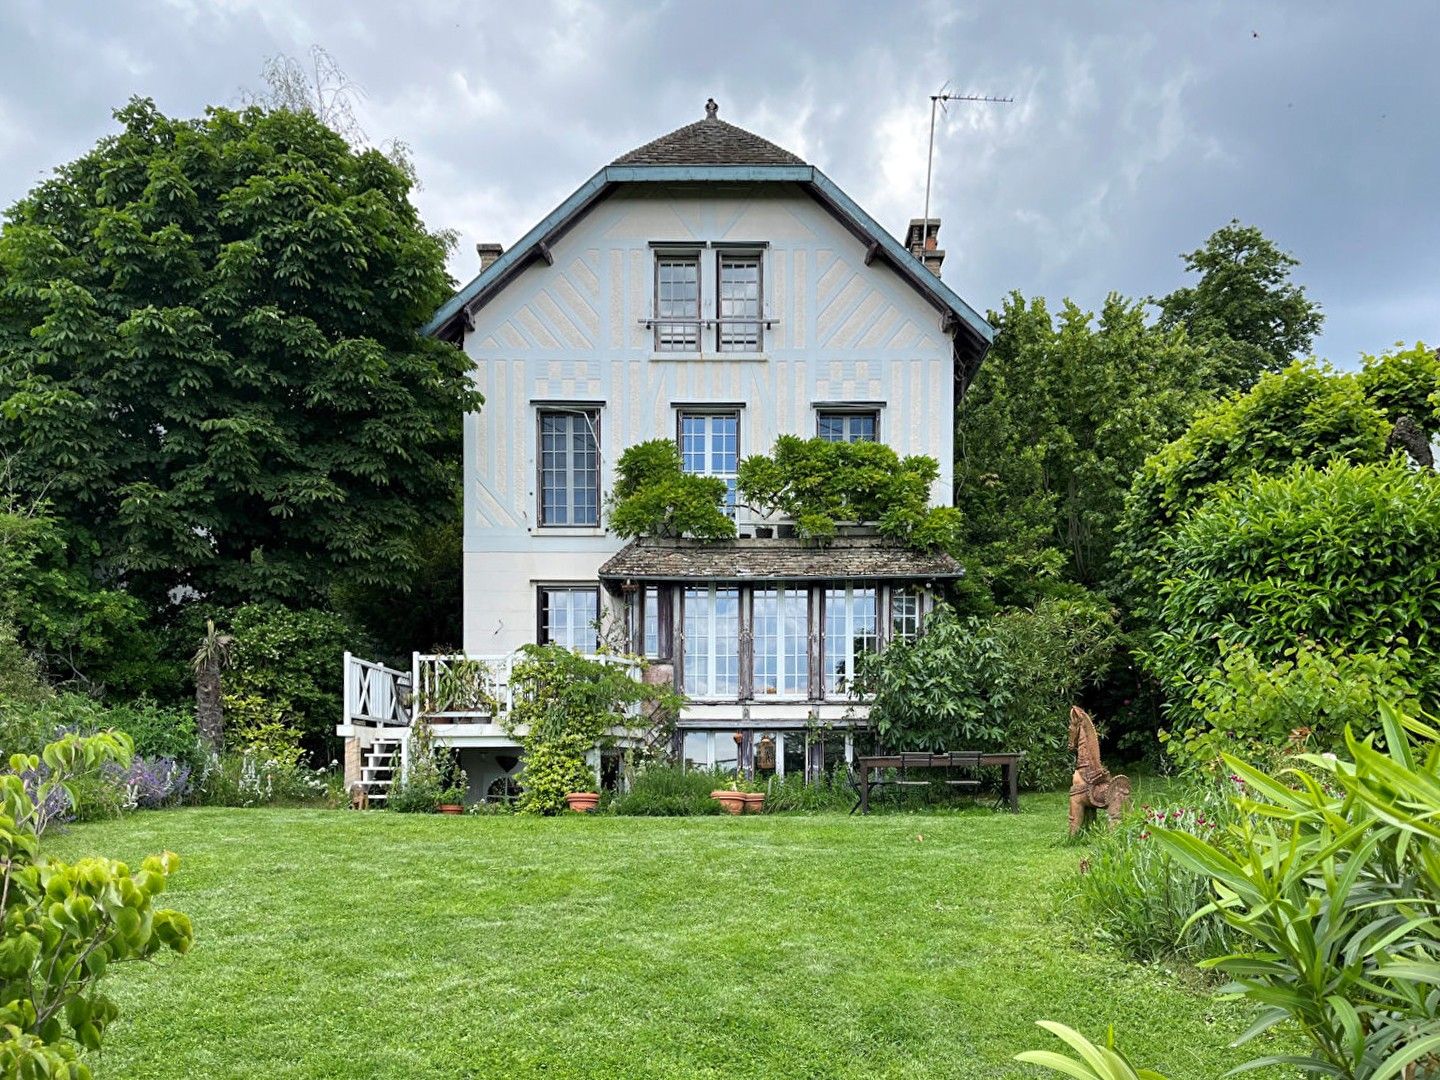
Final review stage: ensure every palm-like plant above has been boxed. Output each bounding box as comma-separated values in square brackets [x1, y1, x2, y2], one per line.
[191, 619, 234, 753]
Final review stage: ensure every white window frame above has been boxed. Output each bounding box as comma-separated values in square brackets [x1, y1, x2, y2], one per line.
[537, 585, 599, 653]
[677, 410, 739, 518]
[824, 585, 878, 697]
[891, 588, 923, 645]
[752, 585, 809, 699]
[682, 585, 740, 699]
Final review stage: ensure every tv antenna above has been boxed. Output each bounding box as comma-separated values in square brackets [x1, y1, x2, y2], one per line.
[922, 83, 1013, 237]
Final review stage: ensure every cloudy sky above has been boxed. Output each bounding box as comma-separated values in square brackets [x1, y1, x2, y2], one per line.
[2, 0, 1436, 365]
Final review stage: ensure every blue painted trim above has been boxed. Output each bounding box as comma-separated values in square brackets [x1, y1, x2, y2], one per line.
[426, 162, 995, 346]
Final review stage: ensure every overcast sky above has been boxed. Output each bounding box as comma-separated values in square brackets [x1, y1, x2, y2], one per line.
[2, 1, 1436, 366]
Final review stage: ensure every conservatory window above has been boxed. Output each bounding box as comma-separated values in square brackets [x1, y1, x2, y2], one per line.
[891, 588, 922, 644]
[682, 586, 740, 698]
[824, 585, 878, 695]
[753, 586, 809, 697]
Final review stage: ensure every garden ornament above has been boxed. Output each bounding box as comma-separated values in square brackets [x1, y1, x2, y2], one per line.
[1067, 705, 1131, 835]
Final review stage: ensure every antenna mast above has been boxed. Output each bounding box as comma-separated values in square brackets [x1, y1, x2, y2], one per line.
[922, 85, 1012, 240]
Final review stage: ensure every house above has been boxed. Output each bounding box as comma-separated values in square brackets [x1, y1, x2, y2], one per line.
[338, 100, 994, 803]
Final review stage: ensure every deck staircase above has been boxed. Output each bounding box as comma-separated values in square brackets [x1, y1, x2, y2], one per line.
[360, 737, 403, 804]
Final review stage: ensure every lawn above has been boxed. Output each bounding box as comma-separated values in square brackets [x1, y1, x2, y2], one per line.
[49, 789, 1294, 1079]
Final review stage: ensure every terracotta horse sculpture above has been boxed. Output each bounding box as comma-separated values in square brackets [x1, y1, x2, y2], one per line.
[1067, 705, 1131, 835]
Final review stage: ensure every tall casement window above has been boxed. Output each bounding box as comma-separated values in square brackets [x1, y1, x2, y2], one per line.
[655, 254, 700, 351]
[682, 586, 739, 698]
[641, 586, 661, 658]
[891, 588, 923, 644]
[717, 252, 762, 351]
[538, 409, 599, 527]
[824, 585, 878, 695]
[753, 585, 809, 697]
[538, 586, 599, 652]
[816, 410, 879, 443]
[678, 411, 739, 516]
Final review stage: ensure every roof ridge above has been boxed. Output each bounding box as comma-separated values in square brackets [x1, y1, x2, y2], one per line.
[613, 106, 805, 167]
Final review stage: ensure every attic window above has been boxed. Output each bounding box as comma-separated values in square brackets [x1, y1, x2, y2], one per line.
[655, 254, 700, 351]
[717, 253, 762, 351]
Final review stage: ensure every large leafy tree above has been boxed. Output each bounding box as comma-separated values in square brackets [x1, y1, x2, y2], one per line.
[1155, 219, 1324, 393]
[0, 98, 480, 610]
[955, 291, 1209, 601]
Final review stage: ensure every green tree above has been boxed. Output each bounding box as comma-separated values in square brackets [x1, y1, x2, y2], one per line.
[955, 292, 1209, 601]
[1155, 219, 1324, 393]
[1357, 341, 1440, 437]
[0, 98, 481, 610]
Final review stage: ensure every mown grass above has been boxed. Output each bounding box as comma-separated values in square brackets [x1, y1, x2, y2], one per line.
[51, 787, 1295, 1079]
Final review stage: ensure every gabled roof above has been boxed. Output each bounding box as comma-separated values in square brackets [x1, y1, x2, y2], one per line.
[427, 104, 995, 383]
[613, 113, 805, 166]
[598, 536, 964, 583]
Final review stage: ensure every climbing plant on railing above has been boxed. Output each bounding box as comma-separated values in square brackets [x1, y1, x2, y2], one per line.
[504, 644, 681, 815]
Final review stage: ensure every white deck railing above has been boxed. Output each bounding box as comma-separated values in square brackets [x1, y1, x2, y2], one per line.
[411, 651, 640, 725]
[342, 653, 412, 729]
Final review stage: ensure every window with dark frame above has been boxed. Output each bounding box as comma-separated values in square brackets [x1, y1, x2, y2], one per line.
[717, 252, 762, 351]
[816, 410, 879, 443]
[823, 585, 878, 696]
[641, 586, 661, 659]
[537, 586, 599, 652]
[678, 410, 739, 517]
[537, 409, 599, 527]
[655, 254, 700, 351]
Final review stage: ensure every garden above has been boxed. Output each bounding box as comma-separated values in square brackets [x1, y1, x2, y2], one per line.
[1, 89, 1439, 1078]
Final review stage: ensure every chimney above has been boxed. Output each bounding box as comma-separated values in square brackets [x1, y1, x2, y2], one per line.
[904, 218, 944, 277]
[476, 242, 504, 272]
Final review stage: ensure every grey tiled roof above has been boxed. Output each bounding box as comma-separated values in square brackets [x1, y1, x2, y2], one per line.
[613, 116, 805, 167]
[598, 536, 963, 582]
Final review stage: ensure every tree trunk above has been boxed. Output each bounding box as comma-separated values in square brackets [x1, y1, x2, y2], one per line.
[195, 661, 224, 753]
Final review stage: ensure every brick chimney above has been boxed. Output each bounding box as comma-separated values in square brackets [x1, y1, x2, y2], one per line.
[904, 219, 944, 277]
[476, 242, 504, 272]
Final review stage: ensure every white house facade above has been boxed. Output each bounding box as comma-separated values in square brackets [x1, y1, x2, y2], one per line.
[339, 101, 993, 804]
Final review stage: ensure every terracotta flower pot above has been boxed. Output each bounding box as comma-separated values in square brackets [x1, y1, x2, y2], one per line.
[711, 790, 746, 815]
[742, 792, 766, 814]
[438, 803, 464, 815]
[565, 791, 600, 813]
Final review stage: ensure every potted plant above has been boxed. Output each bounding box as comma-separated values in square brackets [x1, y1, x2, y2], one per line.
[565, 790, 601, 813]
[742, 782, 766, 814]
[710, 773, 753, 815]
[437, 761, 468, 815]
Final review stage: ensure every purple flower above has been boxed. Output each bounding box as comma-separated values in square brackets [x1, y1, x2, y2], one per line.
[103, 756, 192, 809]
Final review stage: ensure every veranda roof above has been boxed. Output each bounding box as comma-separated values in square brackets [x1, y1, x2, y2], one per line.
[597, 536, 963, 584]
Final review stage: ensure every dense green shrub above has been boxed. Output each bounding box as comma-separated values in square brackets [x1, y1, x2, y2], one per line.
[94, 699, 202, 771]
[1356, 340, 1440, 435]
[607, 440, 735, 541]
[223, 603, 370, 754]
[857, 598, 1118, 789]
[1169, 642, 1419, 769]
[1143, 460, 1440, 740]
[1073, 782, 1241, 963]
[609, 765, 724, 816]
[195, 750, 333, 808]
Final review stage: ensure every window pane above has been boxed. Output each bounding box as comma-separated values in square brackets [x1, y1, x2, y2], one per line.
[540, 588, 597, 652]
[817, 412, 877, 443]
[824, 586, 877, 695]
[714, 731, 741, 774]
[656, 257, 699, 351]
[683, 585, 739, 698]
[642, 586, 660, 658]
[754, 586, 808, 697]
[781, 732, 806, 778]
[679, 412, 738, 517]
[892, 589, 921, 644]
[682, 731, 708, 769]
[683, 587, 710, 693]
[718, 255, 762, 351]
[539, 411, 598, 526]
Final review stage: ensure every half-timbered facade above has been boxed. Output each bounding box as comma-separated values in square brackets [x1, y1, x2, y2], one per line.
[339, 101, 993, 802]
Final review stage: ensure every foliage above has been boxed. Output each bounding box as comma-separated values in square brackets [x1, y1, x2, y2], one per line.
[1358, 341, 1440, 437]
[607, 440, 736, 541]
[1073, 781, 1241, 963]
[856, 598, 1118, 789]
[956, 292, 1210, 600]
[222, 603, 367, 752]
[607, 764, 724, 816]
[1155, 219, 1324, 394]
[386, 716, 446, 814]
[1016, 1021, 1168, 1080]
[738, 436, 961, 551]
[195, 750, 332, 808]
[0, 97, 481, 610]
[1153, 706, 1440, 1079]
[759, 769, 855, 813]
[1142, 460, 1440, 737]
[1119, 360, 1391, 599]
[103, 756, 193, 810]
[1, 730, 193, 1075]
[505, 644, 679, 815]
[0, 495, 172, 697]
[1169, 641, 1419, 771]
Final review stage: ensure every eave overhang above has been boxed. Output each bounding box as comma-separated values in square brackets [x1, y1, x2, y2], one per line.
[424, 164, 994, 382]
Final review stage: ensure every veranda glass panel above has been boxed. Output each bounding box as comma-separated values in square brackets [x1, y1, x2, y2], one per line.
[782, 733, 806, 778]
[753, 586, 808, 697]
[714, 731, 741, 774]
[824, 586, 877, 695]
[683, 586, 739, 698]
[892, 589, 922, 644]
[641, 586, 660, 658]
[682, 731, 708, 769]
[538, 411, 598, 526]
